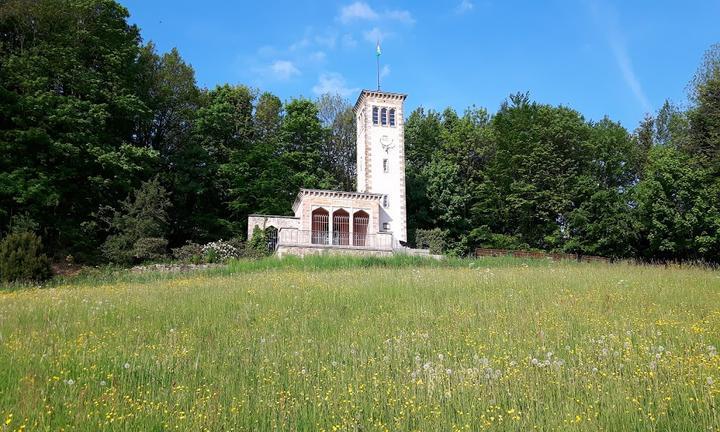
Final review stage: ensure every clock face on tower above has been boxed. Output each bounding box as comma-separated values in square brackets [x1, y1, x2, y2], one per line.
[380, 135, 395, 153]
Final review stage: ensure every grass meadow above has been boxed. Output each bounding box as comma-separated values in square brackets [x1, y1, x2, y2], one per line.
[0, 256, 719, 431]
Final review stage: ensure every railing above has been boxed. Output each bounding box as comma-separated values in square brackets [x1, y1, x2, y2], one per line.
[279, 229, 393, 250]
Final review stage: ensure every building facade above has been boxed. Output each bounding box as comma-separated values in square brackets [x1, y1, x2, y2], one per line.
[248, 89, 408, 256]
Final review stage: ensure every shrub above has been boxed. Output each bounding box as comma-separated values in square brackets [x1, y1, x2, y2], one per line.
[172, 241, 204, 264]
[416, 228, 447, 255]
[202, 240, 242, 263]
[0, 232, 52, 283]
[132, 237, 168, 262]
[246, 227, 271, 258]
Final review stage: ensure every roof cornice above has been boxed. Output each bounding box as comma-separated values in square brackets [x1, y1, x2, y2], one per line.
[353, 89, 407, 113]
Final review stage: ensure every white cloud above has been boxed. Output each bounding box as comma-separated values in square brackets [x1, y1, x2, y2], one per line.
[340, 2, 379, 23]
[339, 2, 414, 25]
[385, 10, 415, 24]
[310, 51, 327, 62]
[312, 72, 359, 97]
[589, 1, 652, 113]
[315, 34, 337, 49]
[455, 0, 474, 14]
[380, 64, 390, 79]
[363, 27, 391, 43]
[270, 60, 300, 80]
[289, 37, 311, 52]
[342, 33, 358, 48]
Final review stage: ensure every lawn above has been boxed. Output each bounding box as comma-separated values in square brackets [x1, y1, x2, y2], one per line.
[0, 257, 718, 431]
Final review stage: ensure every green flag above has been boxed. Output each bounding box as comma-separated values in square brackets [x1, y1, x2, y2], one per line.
[376, 41, 381, 57]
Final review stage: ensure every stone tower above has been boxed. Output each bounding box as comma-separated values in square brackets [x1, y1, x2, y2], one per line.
[353, 90, 407, 245]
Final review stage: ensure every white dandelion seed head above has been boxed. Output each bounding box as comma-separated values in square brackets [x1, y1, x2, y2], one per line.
[123, 362, 130, 369]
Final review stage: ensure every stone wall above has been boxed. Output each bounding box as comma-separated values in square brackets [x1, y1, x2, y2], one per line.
[276, 244, 394, 258]
[247, 215, 299, 240]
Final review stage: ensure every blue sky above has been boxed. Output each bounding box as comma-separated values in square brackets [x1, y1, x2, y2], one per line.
[120, 0, 719, 129]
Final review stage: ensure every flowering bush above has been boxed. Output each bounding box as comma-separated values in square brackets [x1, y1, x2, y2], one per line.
[201, 239, 242, 263]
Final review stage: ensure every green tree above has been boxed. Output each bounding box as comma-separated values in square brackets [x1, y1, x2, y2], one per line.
[689, 45, 720, 167]
[634, 147, 719, 262]
[101, 177, 171, 264]
[490, 94, 591, 250]
[316, 93, 356, 191]
[0, 0, 157, 259]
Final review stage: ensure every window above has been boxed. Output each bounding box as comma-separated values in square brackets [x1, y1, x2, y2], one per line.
[372, 106, 378, 125]
[389, 109, 396, 126]
[383, 159, 389, 173]
[381, 107, 387, 126]
[382, 222, 390, 231]
[383, 195, 389, 207]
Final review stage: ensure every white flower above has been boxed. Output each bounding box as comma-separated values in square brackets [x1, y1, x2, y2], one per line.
[100, 380, 107, 386]
[707, 377, 714, 386]
[445, 368, 453, 375]
[531, 358, 539, 366]
[123, 362, 130, 369]
[591, 367, 598, 373]
[438, 353, 444, 361]
[65, 379, 75, 385]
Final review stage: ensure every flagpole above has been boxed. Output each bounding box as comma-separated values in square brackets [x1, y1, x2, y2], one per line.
[376, 40, 381, 90]
[377, 53, 380, 90]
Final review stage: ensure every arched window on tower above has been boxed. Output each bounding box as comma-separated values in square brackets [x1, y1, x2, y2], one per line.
[389, 108, 396, 126]
[372, 106, 378, 125]
[381, 107, 387, 126]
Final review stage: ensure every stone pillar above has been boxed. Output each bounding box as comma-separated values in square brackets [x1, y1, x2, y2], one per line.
[349, 209, 354, 246]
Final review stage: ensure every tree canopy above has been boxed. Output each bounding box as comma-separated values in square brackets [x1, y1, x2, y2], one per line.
[1, 0, 718, 264]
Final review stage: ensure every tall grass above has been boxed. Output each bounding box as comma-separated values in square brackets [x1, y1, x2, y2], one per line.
[35, 254, 549, 289]
[0, 259, 718, 430]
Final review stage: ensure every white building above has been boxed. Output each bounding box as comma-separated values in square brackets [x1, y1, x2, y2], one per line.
[248, 89, 412, 256]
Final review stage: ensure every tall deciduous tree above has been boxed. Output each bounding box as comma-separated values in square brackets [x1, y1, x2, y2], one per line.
[316, 93, 356, 191]
[0, 0, 157, 259]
